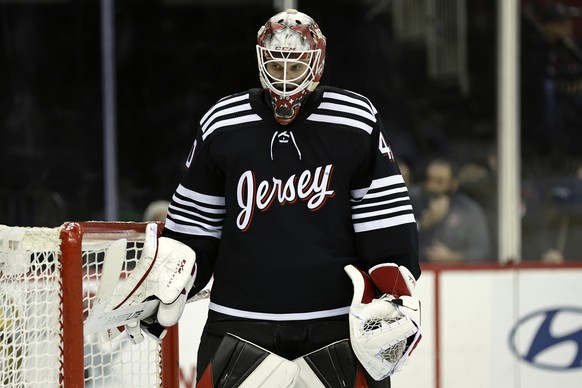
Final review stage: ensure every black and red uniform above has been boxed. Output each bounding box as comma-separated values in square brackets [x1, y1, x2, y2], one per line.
[162, 85, 420, 386]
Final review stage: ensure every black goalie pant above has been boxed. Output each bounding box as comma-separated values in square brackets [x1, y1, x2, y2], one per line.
[196, 310, 391, 387]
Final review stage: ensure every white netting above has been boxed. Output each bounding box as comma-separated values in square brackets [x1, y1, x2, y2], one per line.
[0, 223, 167, 388]
[82, 237, 162, 387]
[0, 226, 62, 387]
[362, 315, 407, 364]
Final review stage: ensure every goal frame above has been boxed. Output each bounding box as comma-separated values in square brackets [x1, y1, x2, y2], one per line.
[59, 221, 179, 388]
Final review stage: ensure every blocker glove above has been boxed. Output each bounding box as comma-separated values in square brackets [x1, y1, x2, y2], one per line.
[344, 263, 422, 380]
[107, 223, 197, 344]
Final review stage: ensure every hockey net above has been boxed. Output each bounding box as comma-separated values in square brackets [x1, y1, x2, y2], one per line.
[0, 222, 179, 388]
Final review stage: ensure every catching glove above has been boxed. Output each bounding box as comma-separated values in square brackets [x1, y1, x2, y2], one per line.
[344, 263, 421, 380]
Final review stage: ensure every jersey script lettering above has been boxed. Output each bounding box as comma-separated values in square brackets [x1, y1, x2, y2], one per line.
[236, 164, 336, 231]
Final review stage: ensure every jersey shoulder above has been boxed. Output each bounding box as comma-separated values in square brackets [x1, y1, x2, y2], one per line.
[318, 86, 378, 113]
[307, 86, 379, 135]
[198, 89, 265, 141]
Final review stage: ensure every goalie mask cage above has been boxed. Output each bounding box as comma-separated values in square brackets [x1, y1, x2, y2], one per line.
[0, 222, 179, 388]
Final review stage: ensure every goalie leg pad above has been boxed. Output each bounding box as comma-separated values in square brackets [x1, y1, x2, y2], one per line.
[293, 339, 373, 388]
[197, 333, 300, 388]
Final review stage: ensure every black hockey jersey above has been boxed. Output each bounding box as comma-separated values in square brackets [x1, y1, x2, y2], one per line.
[163, 86, 420, 321]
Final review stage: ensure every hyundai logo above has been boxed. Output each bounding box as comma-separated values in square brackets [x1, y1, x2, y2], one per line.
[508, 307, 582, 370]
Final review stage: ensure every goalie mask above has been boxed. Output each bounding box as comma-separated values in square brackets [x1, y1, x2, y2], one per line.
[257, 9, 326, 125]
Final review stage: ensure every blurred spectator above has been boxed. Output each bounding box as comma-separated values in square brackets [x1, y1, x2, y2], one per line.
[542, 3, 582, 155]
[398, 158, 413, 187]
[540, 165, 582, 262]
[521, 178, 552, 261]
[411, 158, 491, 263]
[521, 1, 582, 163]
[457, 158, 498, 252]
[455, 151, 553, 262]
[458, 160, 495, 209]
[143, 200, 169, 222]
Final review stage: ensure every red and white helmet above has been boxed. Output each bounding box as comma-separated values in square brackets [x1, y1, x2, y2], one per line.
[256, 9, 326, 125]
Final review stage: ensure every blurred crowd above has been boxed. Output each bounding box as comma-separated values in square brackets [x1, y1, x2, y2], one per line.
[400, 0, 582, 264]
[400, 152, 582, 263]
[1, 0, 581, 264]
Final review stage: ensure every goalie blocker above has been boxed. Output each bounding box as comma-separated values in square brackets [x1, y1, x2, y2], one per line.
[86, 223, 197, 344]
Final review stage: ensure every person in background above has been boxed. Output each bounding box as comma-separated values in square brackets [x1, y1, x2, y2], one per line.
[521, 1, 582, 162]
[541, 2, 582, 158]
[411, 157, 491, 263]
[539, 164, 582, 263]
[454, 151, 557, 263]
[397, 158, 413, 187]
[142, 200, 170, 222]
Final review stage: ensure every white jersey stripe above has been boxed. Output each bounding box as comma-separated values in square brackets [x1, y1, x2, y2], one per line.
[352, 204, 414, 220]
[351, 175, 406, 200]
[202, 114, 262, 140]
[342, 90, 379, 115]
[351, 195, 410, 210]
[164, 218, 222, 238]
[168, 204, 224, 225]
[306, 114, 373, 134]
[370, 174, 405, 188]
[318, 102, 376, 122]
[176, 184, 225, 206]
[209, 302, 350, 321]
[200, 93, 249, 124]
[167, 211, 223, 230]
[356, 186, 409, 200]
[353, 214, 417, 233]
[171, 193, 226, 215]
[350, 187, 369, 201]
[322, 91, 375, 115]
[201, 103, 253, 133]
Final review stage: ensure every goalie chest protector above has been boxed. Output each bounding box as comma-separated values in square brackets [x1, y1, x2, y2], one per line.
[164, 86, 419, 319]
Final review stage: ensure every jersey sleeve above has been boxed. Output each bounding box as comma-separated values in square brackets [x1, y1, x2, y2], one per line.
[162, 119, 225, 295]
[350, 113, 421, 279]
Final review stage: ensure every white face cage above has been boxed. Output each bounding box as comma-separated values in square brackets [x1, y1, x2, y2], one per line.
[256, 46, 322, 98]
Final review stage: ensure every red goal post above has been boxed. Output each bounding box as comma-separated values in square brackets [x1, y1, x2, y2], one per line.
[0, 221, 179, 388]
